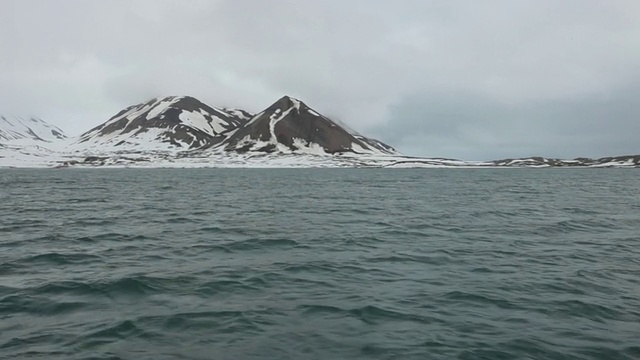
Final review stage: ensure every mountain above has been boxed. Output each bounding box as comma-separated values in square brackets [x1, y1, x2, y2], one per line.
[223, 96, 397, 155]
[76, 96, 252, 151]
[0, 115, 67, 142]
[75, 95, 396, 156]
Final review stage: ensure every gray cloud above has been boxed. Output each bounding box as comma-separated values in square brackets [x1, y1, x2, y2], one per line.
[1, 0, 639, 159]
[375, 84, 640, 160]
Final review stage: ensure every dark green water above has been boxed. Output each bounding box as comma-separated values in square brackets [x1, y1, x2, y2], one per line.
[1, 169, 639, 360]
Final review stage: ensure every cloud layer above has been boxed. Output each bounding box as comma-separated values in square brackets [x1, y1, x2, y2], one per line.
[1, 0, 639, 159]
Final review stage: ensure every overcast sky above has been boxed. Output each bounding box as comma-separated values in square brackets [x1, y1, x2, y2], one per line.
[1, 0, 639, 160]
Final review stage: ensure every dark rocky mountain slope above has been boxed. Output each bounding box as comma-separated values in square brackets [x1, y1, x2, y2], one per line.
[222, 96, 396, 155]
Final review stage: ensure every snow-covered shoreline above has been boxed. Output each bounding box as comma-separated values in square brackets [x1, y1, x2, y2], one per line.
[1, 143, 639, 169]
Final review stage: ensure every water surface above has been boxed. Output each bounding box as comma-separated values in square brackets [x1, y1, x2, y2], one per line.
[1, 169, 639, 359]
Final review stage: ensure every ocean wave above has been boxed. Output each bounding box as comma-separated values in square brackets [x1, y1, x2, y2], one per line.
[0, 295, 87, 315]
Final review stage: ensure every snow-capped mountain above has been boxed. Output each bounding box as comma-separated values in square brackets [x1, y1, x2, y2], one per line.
[0, 115, 67, 142]
[75, 96, 252, 151]
[223, 96, 397, 155]
[74, 94, 396, 156]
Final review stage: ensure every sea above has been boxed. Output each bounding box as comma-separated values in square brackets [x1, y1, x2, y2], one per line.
[1, 168, 639, 360]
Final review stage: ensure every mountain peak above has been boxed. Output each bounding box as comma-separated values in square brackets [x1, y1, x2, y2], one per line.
[277, 95, 301, 102]
[268, 95, 305, 114]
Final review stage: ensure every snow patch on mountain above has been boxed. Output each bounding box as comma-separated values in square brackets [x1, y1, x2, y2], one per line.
[178, 110, 225, 135]
[291, 138, 328, 156]
[269, 107, 294, 153]
[73, 127, 193, 154]
[146, 97, 181, 119]
[222, 108, 253, 121]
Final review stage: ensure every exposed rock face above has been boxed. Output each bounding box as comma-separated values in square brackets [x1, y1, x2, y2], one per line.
[0, 115, 67, 142]
[77, 96, 252, 150]
[223, 96, 397, 155]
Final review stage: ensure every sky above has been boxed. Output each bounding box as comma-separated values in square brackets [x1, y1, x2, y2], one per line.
[1, 0, 639, 160]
